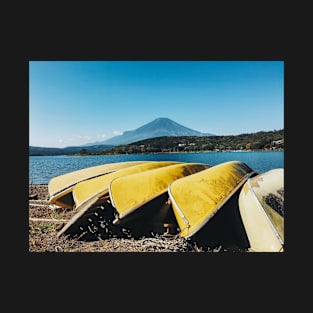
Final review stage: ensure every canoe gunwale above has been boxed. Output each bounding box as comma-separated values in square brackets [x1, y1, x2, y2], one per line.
[73, 187, 108, 210]
[72, 161, 180, 210]
[48, 170, 114, 197]
[171, 171, 257, 239]
[167, 185, 189, 226]
[245, 177, 284, 246]
[49, 186, 73, 204]
[48, 171, 118, 208]
[48, 161, 152, 201]
[48, 185, 74, 200]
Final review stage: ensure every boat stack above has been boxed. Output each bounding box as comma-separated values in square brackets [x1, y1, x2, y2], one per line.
[47, 160, 284, 252]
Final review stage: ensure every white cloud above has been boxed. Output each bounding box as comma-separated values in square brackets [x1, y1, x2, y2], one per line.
[77, 135, 92, 140]
[113, 130, 123, 136]
[96, 133, 107, 139]
[57, 135, 92, 146]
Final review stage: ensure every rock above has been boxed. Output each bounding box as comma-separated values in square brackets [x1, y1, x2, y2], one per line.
[29, 194, 38, 200]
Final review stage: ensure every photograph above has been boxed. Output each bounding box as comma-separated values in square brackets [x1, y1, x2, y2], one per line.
[29, 60, 284, 253]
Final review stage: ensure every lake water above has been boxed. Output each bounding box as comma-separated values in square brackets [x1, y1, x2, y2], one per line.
[29, 151, 284, 185]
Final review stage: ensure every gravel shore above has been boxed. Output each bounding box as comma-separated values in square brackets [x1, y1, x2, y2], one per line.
[29, 184, 248, 252]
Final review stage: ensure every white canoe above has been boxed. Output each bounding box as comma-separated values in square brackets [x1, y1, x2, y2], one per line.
[238, 168, 284, 252]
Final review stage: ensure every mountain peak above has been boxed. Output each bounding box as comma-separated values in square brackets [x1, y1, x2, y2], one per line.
[85, 117, 215, 146]
[153, 117, 172, 122]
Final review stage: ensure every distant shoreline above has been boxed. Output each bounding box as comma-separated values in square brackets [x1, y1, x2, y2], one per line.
[30, 149, 284, 157]
[69, 148, 284, 156]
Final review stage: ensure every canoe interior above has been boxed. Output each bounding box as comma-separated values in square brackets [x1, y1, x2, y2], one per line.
[190, 188, 250, 250]
[113, 193, 179, 238]
[54, 192, 75, 209]
[57, 187, 251, 250]
[58, 193, 179, 241]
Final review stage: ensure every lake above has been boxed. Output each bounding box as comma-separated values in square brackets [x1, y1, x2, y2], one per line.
[29, 151, 284, 185]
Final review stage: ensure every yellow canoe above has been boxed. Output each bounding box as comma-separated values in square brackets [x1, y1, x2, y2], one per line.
[238, 168, 284, 252]
[168, 160, 256, 238]
[110, 162, 211, 224]
[73, 161, 181, 211]
[48, 161, 148, 208]
[57, 161, 181, 237]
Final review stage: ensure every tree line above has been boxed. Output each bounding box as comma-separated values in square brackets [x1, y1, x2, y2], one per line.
[80, 129, 284, 155]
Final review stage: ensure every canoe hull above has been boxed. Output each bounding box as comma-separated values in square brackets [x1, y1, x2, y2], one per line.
[110, 162, 210, 224]
[48, 161, 149, 208]
[238, 168, 284, 252]
[73, 161, 181, 209]
[168, 161, 256, 239]
[58, 161, 181, 237]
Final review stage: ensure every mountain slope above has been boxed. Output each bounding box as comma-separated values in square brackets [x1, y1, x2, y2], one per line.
[86, 117, 215, 146]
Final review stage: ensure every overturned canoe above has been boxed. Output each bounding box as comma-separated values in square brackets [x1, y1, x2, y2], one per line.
[168, 160, 256, 239]
[73, 161, 181, 210]
[48, 161, 148, 208]
[238, 168, 284, 252]
[57, 161, 181, 237]
[110, 162, 210, 224]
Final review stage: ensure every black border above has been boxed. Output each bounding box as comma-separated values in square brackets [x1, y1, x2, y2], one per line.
[8, 13, 298, 302]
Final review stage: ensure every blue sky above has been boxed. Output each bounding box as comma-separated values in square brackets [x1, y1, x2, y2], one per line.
[29, 60, 284, 148]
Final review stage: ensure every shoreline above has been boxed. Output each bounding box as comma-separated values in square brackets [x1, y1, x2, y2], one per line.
[31, 148, 284, 157]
